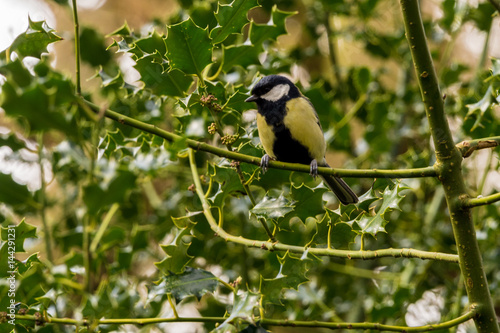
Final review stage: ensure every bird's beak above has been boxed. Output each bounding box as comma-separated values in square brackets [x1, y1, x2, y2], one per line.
[245, 94, 258, 102]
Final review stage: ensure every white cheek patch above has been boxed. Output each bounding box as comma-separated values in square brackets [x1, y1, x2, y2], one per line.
[261, 84, 290, 102]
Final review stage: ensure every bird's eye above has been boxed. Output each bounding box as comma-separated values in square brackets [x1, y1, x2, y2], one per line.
[262, 87, 271, 94]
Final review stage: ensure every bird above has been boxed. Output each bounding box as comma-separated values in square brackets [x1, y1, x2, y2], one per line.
[245, 74, 358, 205]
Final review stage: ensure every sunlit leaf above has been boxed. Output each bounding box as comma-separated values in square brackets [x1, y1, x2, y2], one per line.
[466, 85, 494, 131]
[259, 252, 310, 305]
[153, 267, 218, 303]
[350, 182, 408, 237]
[210, 0, 259, 44]
[251, 193, 294, 220]
[216, 291, 260, 331]
[165, 19, 213, 78]
[156, 222, 195, 274]
[0, 18, 62, 60]
[1, 219, 37, 252]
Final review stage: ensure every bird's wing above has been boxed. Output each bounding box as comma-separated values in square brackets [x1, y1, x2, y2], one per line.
[283, 97, 326, 161]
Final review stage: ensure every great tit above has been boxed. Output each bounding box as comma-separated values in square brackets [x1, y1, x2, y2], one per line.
[245, 75, 358, 205]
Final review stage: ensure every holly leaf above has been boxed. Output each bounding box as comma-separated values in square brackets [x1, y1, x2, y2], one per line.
[0, 173, 37, 213]
[0, 18, 62, 60]
[280, 184, 328, 225]
[0, 58, 79, 137]
[135, 30, 167, 56]
[152, 267, 218, 303]
[466, 85, 495, 131]
[208, 164, 246, 206]
[210, 0, 260, 44]
[135, 54, 193, 97]
[351, 183, 408, 237]
[165, 19, 212, 78]
[259, 252, 310, 305]
[216, 292, 260, 331]
[155, 218, 195, 274]
[251, 193, 294, 220]
[222, 44, 261, 73]
[249, 6, 296, 47]
[1, 219, 37, 252]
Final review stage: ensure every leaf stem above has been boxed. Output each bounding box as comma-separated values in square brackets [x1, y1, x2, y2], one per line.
[167, 294, 179, 319]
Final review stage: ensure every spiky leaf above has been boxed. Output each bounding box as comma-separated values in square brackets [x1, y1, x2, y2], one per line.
[153, 267, 218, 303]
[210, 0, 259, 44]
[165, 19, 212, 78]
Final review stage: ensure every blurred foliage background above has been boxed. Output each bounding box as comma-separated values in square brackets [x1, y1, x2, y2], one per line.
[0, 0, 499, 332]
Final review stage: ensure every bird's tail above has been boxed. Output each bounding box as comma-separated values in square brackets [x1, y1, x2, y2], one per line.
[320, 167, 358, 205]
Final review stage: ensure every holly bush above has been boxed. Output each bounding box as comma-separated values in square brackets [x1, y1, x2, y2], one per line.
[0, 0, 499, 332]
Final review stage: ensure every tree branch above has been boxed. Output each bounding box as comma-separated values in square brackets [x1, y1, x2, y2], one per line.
[456, 136, 500, 158]
[81, 98, 437, 179]
[400, 0, 499, 332]
[188, 149, 458, 263]
[15, 307, 477, 331]
[462, 192, 500, 208]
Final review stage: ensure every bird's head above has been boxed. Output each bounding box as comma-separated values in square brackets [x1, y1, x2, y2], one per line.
[245, 75, 300, 105]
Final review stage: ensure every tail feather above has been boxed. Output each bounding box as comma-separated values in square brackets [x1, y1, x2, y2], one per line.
[320, 174, 358, 205]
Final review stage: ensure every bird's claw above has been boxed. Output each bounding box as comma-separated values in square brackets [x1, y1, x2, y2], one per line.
[310, 159, 318, 179]
[260, 154, 270, 174]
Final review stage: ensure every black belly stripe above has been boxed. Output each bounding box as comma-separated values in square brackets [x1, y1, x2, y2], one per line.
[273, 124, 313, 165]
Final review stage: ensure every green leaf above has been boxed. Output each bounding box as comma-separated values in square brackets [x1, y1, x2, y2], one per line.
[251, 193, 294, 220]
[222, 44, 260, 72]
[135, 30, 167, 56]
[351, 183, 408, 237]
[165, 19, 213, 78]
[249, 6, 296, 47]
[353, 67, 371, 94]
[80, 26, 112, 67]
[1, 220, 37, 252]
[280, 184, 328, 225]
[0, 173, 37, 213]
[210, 0, 259, 44]
[208, 164, 246, 206]
[217, 291, 260, 331]
[466, 85, 494, 131]
[82, 170, 137, 214]
[0, 18, 62, 59]
[0, 58, 79, 137]
[153, 267, 218, 303]
[155, 221, 195, 274]
[17, 253, 42, 275]
[135, 55, 193, 97]
[259, 252, 310, 305]
[0, 242, 14, 278]
[468, 3, 495, 32]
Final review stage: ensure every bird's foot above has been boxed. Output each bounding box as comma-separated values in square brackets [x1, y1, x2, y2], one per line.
[260, 154, 271, 174]
[310, 159, 318, 179]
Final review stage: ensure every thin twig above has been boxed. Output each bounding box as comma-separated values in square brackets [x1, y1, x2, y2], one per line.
[71, 0, 81, 95]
